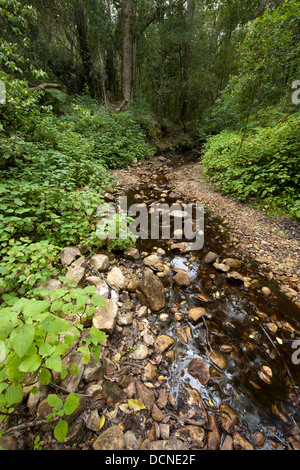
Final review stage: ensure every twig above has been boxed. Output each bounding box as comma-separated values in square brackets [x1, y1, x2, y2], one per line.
[202, 317, 213, 353]
[2, 417, 60, 435]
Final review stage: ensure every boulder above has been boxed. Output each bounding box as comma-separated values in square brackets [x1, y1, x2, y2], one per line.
[107, 267, 127, 290]
[90, 254, 109, 272]
[60, 246, 81, 266]
[92, 298, 119, 334]
[137, 268, 166, 312]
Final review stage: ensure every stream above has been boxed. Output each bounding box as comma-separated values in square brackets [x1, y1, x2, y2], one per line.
[122, 153, 300, 449]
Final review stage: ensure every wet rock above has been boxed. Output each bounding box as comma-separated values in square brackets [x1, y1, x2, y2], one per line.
[219, 404, 238, 434]
[176, 328, 188, 344]
[173, 270, 191, 287]
[107, 267, 127, 290]
[203, 251, 218, 264]
[223, 258, 241, 268]
[233, 432, 255, 450]
[188, 358, 210, 385]
[209, 351, 227, 370]
[213, 262, 230, 273]
[92, 298, 119, 334]
[262, 286, 271, 296]
[188, 307, 206, 324]
[90, 254, 109, 272]
[227, 271, 244, 283]
[155, 335, 175, 353]
[65, 265, 86, 287]
[60, 246, 81, 266]
[137, 268, 166, 312]
[220, 435, 234, 450]
[136, 380, 155, 411]
[92, 426, 125, 450]
[152, 404, 164, 422]
[170, 242, 189, 252]
[251, 430, 266, 448]
[207, 415, 221, 450]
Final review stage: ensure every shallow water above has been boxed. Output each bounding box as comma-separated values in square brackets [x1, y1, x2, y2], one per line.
[124, 155, 300, 448]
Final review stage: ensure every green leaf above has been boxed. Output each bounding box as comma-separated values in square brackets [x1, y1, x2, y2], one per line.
[48, 394, 63, 411]
[63, 393, 80, 416]
[91, 294, 106, 308]
[54, 419, 68, 443]
[5, 384, 23, 407]
[22, 299, 51, 317]
[10, 324, 35, 358]
[77, 346, 90, 364]
[45, 354, 62, 372]
[39, 368, 51, 385]
[19, 354, 42, 373]
[127, 398, 146, 411]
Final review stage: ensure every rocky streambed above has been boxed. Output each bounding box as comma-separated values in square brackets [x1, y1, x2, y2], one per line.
[1, 154, 299, 451]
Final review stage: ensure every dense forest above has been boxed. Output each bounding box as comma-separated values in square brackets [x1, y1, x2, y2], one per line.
[0, 0, 299, 450]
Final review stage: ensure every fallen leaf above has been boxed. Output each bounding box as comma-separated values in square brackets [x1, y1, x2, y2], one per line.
[99, 414, 105, 430]
[127, 398, 146, 411]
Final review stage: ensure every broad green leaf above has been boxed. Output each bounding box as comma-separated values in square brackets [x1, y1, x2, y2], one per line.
[10, 324, 35, 358]
[54, 419, 68, 443]
[22, 299, 50, 317]
[91, 294, 106, 308]
[45, 354, 62, 372]
[63, 393, 80, 416]
[39, 368, 51, 385]
[5, 384, 23, 407]
[48, 394, 63, 411]
[5, 352, 25, 384]
[19, 354, 42, 373]
[42, 317, 71, 334]
[77, 346, 90, 364]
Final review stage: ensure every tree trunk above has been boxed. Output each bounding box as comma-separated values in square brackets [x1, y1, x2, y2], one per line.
[74, 1, 95, 97]
[181, 0, 196, 123]
[122, 0, 134, 103]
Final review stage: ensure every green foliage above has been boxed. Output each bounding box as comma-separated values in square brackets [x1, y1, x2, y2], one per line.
[0, 283, 108, 441]
[202, 112, 300, 219]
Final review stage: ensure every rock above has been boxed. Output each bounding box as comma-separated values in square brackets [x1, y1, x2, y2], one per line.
[227, 271, 244, 283]
[92, 298, 119, 334]
[141, 329, 155, 346]
[170, 242, 189, 253]
[177, 425, 205, 449]
[0, 435, 18, 450]
[124, 247, 140, 260]
[117, 311, 133, 326]
[27, 381, 48, 413]
[143, 362, 157, 380]
[223, 258, 241, 268]
[152, 403, 164, 422]
[85, 276, 110, 299]
[37, 396, 86, 431]
[262, 286, 271, 296]
[143, 254, 165, 272]
[251, 430, 266, 448]
[219, 404, 238, 434]
[39, 279, 62, 293]
[220, 435, 234, 450]
[136, 380, 155, 411]
[155, 335, 175, 353]
[188, 358, 210, 385]
[86, 409, 101, 431]
[188, 307, 206, 324]
[209, 351, 227, 370]
[176, 328, 188, 344]
[148, 438, 188, 451]
[90, 254, 109, 272]
[173, 270, 191, 287]
[213, 262, 230, 273]
[137, 305, 149, 317]
[92, 426, 125, 450]
[137, 268, 166, 312]
[107, 267, 127, 290]
[60, 351, 85, 393]
[160, 424, 170, 440]
[60, 246, 81, 266]
[207, 415, 221, 450]
[203, 252, 218, 264]
[124, 430, 142, 450]
[233, 432, 255, 450]
[102, 381, 124, 407]
[131, 343, 149, 360]
[65, 265, 86, 287]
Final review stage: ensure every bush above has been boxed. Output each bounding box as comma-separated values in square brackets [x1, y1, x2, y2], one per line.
[202, 112, 300, 219]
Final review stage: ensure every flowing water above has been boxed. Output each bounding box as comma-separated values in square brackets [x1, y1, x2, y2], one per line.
[124, 154, 300, 449]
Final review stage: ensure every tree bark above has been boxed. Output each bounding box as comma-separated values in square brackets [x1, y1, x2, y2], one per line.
[74, 1, 95, 97]
[122, 0, 134, 102]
